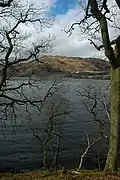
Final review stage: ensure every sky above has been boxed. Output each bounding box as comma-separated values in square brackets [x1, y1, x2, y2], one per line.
[51, 0, 77, 16]
[45, 0, 103, 58]
[24, 0, 119, 58]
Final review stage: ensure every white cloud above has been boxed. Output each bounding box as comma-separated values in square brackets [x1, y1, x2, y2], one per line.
[42, 0, 120, 58]
[9, 0, 120, 59]
[41, 7, 104, 58]
[28, 0, 56, 8]
[7, 0, 107, 58]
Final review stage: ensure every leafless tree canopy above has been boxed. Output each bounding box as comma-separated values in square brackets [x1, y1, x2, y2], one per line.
[0, 0, 55, 129]
[66, 0, 120, 172]
[66, 0, 120, 68]
[0, 0, 13, 7]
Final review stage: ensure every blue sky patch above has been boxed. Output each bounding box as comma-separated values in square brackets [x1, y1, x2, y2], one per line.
[51, 0, 76, 16]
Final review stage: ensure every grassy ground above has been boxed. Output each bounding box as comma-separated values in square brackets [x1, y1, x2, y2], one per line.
[0, 170, 120, 180]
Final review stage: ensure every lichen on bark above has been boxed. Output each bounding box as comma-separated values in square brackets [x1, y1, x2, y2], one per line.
[104, 67, 120, 172]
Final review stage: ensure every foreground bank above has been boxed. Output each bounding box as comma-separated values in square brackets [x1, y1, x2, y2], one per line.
[0, 170, 120, 180]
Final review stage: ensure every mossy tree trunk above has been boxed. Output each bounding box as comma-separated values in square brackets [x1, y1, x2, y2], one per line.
[87, 0, 120, 172]
[104, 67, 120, 172]
[43, 142, 47, 170]
[70, 0, 120, 172]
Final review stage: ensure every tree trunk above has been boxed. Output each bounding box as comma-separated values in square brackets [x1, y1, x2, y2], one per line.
[104, 67, 120, 172]
[43, 142, 47, 169]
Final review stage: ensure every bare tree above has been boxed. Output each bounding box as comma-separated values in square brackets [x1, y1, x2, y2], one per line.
[0, 0, 54, 131]
[77, 129, 100, 172]
[28, 82, 71, 170]
[76, 82, 110, 171]
[77, 83, 110, 138]
[66, 0, 120, 172]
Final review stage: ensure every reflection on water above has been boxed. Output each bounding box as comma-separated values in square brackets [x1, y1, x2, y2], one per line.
[0, 78, 110, 171]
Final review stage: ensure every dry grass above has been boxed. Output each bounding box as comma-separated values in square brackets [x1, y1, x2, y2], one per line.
[7, 55, 110, 76]
[1, 170, 120, 180]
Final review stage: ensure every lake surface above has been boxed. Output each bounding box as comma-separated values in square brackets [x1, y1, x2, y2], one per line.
[0, 78, 110, 172]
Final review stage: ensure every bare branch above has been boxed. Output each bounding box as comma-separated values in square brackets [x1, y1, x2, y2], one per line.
[0, 0, 13, 7]
[77, 83, 109, 138]
[115, 0, 120, 9]
[89, 0, 116, 68]
[101, 0, 110, 13]
[77, 128, 100, 171]
[88, 38, 116, 51]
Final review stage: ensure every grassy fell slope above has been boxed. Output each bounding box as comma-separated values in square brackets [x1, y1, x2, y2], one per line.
[5, 55, 110, 77]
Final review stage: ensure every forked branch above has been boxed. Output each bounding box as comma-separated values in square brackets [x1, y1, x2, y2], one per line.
[77, 129, 100, 171]
[0, 0, 13, 7]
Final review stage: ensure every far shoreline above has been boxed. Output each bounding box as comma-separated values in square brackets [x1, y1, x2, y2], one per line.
[7, 71, 110, 80]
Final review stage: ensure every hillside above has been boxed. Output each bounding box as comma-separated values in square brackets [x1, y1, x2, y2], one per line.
[7, 55, 110, 77]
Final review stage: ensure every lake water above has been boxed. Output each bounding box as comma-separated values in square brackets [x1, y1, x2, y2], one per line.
[0, 78, 110, 172]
